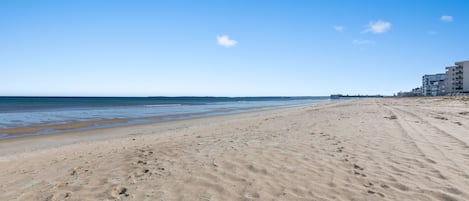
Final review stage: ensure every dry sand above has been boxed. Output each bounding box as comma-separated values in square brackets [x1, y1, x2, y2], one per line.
[1, 98, 469, 201]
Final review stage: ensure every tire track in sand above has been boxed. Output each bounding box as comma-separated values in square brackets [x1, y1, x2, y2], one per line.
[384, 105, 469, 180]
[391, 106, 469, 161]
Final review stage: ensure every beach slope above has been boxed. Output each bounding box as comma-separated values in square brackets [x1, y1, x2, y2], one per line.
[1, 98, 469, 201]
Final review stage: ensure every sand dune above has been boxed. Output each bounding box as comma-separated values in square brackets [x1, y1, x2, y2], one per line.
[1, 98, 469, 200]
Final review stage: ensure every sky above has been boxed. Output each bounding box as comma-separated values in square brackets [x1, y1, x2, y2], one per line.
[1, 0, 468, 96]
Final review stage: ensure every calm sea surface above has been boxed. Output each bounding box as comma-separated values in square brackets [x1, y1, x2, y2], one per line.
[0, 96, 329, 139]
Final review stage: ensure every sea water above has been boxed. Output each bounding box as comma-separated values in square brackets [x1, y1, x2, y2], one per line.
[0, 96, 329, 139]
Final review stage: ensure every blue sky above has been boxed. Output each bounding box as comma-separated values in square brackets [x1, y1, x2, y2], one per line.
[1, 0, 468, 96]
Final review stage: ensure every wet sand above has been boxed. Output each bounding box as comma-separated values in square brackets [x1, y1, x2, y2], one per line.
[0, 105, 277, 137]
[0, 118, 129, 136]
[1, 97, 469, 200]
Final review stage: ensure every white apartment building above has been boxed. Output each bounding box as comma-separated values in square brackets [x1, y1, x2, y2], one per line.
[422, 73, 446, 96]
[445, 60, 469, 95]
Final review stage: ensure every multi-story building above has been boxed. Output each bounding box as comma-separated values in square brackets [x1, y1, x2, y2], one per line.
[422, 73, 446, 96]
[412, 87, 422, 96]
[445, 60, 469, 95]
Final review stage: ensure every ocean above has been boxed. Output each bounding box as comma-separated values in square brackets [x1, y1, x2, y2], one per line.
[0, 96, 329, 139]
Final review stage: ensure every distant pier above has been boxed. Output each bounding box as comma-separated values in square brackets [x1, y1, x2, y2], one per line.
[330, 94, 384, 99]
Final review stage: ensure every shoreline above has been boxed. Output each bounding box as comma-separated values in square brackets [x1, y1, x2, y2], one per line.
[0, 101, 327, 140]
[0, 101, 338, 156]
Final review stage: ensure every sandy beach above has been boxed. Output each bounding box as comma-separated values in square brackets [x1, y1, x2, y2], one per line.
[1, 97, 469, 201]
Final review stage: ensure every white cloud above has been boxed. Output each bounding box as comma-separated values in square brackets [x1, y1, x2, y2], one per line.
[333, 25, 345, 32]
[428, 30, 438, 35]
[364, 20, 392, 34]
[440, 15, 453, 22]
[217, 35, 238, 47]
[352, 39, 375, 45]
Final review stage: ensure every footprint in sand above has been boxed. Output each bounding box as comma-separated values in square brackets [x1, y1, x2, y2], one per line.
[48, 191, 72, 201]
[434, 116, 448, 120]
[384, 115, 397, 120]
[380, 184, 390, 188]
[363, 182, 373, 187]
[69, 166, 91, 176]
[458, 111, 469, 115]
[352, 164, 366, 177]
[111, 186, 129, 198]
[353, 164, 364, 171]
[336, 146, 344, 153]
[367, 190, 385, 197]
[353, 170, 366, 177]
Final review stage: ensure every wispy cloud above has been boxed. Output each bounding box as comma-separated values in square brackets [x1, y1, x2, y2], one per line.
[440, 15, 453, 22]
[333, 25, 345, 32]
[217, 35, 238, 47]
[364, 20, 392, 34]
[352, 39, 375, 45]
[428, 30, 438, 35]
